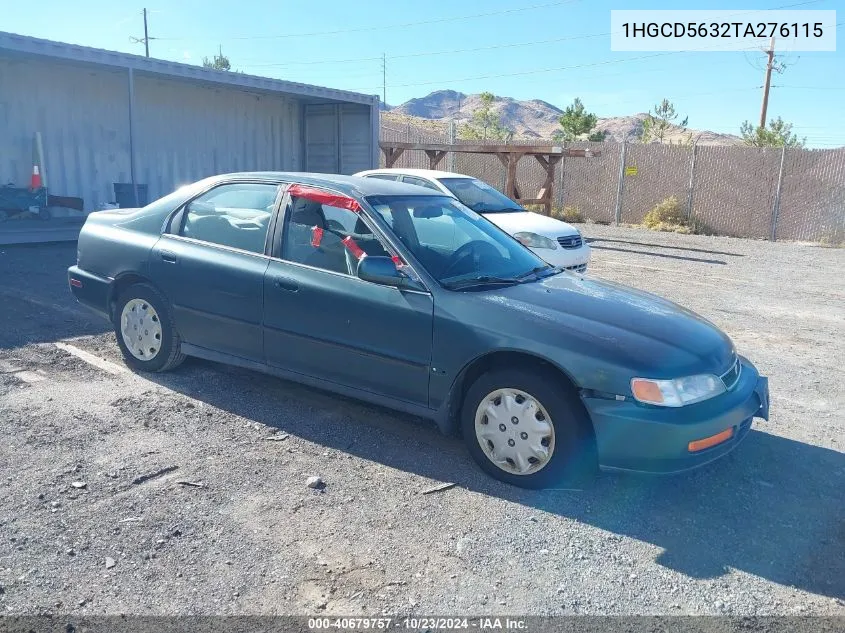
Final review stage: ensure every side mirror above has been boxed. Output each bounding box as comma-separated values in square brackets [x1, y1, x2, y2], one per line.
[357, 256, 406, 287]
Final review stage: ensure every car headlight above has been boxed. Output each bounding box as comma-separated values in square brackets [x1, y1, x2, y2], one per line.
[631, 374, 725, 407]
[514, 232, 557, 249]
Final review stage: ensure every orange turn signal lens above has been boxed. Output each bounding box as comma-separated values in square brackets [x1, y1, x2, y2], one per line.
[688, 428, 734, 453]
[631, 379, 664, 404]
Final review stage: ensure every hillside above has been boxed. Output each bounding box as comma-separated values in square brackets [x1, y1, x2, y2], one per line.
[385, 90, 742, 145]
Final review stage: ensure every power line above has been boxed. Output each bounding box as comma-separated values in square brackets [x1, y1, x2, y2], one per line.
[154, 0, 579, 41]
[351, 37, 775, 92]
[775, 85, 845, 90]
[231, 3, 835, 70]
[238, 31, 609, 69]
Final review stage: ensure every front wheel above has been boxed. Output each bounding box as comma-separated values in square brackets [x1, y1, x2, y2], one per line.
[113, 283, 185, 372]
[461, 367, 596, 488]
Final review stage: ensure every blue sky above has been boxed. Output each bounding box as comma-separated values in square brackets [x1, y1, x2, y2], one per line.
[4, 0, 843, 146]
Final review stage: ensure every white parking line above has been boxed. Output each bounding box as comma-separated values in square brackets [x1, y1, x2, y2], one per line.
[54, 342, 129, 375]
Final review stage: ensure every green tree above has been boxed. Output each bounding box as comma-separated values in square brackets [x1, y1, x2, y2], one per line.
[641, 99, 688, 144]
[553, 98, 604, 142]
[740, 117, 805, 148]
[459, 92, 512, 141]
[203, 47, 231, 71]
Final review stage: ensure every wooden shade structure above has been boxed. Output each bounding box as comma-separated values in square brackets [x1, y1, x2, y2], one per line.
[379, 141, 600, 215]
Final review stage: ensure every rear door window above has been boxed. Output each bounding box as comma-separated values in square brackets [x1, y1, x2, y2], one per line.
[181, 183, 279, 254]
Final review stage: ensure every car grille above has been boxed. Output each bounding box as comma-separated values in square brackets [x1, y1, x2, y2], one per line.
[557, 235, 583, 249]
[720, 357, 741, 390]
[564, 264, 587, 273]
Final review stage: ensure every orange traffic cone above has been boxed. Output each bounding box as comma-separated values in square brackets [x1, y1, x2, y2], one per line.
[30, 165, 42, 190]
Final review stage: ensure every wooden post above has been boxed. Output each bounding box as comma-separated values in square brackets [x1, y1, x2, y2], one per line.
[382, 146, 405, 168]
[504, 153, 523, 201]
[424, 150, 447, 170]
[534, 154, 561, 215]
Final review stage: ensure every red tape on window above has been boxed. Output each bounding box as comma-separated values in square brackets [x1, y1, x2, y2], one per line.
[310, 226, 324, 247]
[289, 184, 360, 212]
[342, 236, 366, 260]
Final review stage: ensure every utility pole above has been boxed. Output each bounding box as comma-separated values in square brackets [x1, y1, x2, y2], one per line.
[143, 8, 149, 57]
[759, 36, 775, 128]
[130, 8, 152, 57]
[381, 53, 387, 106]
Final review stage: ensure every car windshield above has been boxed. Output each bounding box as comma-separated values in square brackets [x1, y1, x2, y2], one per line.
[438, 178, 523, 213]
[365, 195, 552, 289]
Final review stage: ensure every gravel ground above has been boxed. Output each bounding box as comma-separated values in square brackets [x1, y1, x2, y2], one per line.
[0, 227, 843, 617]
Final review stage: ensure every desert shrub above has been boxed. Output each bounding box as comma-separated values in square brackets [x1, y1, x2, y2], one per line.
[641, 196, 707, 233]
[552, 206, 585, 223]
[643, 196, 685, 228]
[818, 227, 844, 247]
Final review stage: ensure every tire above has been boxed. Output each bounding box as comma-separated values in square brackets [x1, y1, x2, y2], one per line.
[460, 367, 596, 489]
[113, 283, 185, 373]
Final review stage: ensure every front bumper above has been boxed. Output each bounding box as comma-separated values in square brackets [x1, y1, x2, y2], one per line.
[535, 244, 591, 272]
[68, 265, 112, 319]
[583, 357, 769, 474]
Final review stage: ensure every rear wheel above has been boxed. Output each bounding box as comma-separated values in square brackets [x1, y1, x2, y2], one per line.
[113, 283, 185, 372]
[461, 367, 596, 488]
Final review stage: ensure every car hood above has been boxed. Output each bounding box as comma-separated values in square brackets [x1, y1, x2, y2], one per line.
[481, 210, 578, 238]
[471, 273, 734, 378]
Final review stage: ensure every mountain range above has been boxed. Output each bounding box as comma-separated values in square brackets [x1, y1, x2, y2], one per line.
[384, 89, 742, 145]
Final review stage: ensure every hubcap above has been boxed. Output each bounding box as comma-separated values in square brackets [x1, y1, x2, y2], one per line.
[474, 388, 555, 476]
[120, 299, 163, 361]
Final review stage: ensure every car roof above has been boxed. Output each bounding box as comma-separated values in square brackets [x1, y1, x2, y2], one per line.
[203, 172, 447, 197]
[354, 168, 475, 180]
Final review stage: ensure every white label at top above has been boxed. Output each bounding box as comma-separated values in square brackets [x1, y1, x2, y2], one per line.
[610, 10, 836, 52]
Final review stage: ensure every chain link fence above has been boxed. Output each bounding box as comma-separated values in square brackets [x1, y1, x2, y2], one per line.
[380, 120, 845, 244]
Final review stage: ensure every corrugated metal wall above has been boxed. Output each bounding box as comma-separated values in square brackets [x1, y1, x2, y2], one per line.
[133, 73, 302, 199]
[1, 55, 376, 213]
[304, 103, 374, 175]
[0, 57, 132, 211]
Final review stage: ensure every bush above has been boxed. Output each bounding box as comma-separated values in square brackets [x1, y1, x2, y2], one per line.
[643, 196, 685, 228]
[640, 196, 706, 233]
[818, 227, 844, 248]
[552, 206, 585, 223]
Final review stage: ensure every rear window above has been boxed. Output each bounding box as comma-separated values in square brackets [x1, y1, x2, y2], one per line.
[438, 178, 522, 213]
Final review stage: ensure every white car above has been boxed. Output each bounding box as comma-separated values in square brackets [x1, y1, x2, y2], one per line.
[354, 169, 591, 272]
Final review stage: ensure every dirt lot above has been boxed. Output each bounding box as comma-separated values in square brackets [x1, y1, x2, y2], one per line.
[0, 226, 843, 617]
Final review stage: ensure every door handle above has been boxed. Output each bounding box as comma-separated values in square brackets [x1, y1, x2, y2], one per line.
[273, 277, 299, 292]
[160, 250, 178, 264]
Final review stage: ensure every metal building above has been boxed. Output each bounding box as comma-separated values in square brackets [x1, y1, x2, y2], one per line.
[0, 31, 380, 242]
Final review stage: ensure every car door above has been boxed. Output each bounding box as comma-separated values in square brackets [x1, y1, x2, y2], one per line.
[262, 184, 434, 406]
[150, 181, 282, 361]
